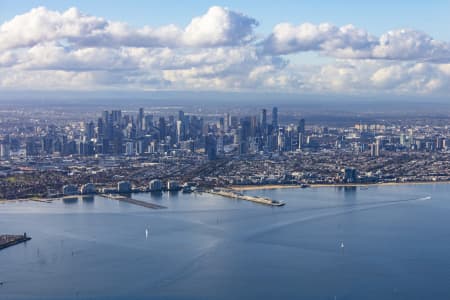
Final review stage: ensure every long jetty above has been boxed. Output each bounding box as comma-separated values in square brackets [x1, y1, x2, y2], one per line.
[0, 234, 31, 251]
[207, 189, 285, 207]
[101, 194, 167, 209]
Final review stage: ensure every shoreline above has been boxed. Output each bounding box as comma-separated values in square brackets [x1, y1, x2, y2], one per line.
[1, 180, 449, 201]
[230, 181, 450, 191]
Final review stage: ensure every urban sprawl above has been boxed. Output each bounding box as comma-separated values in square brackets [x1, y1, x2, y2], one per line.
[1, 106, 449, 199]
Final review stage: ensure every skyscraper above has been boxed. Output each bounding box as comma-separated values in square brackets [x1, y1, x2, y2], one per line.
[298, 119, 305, 134]
[205, 134, 217, 160]
[111, 110, 122, 125]
[84, 121, 95, 141]
[137, 108, 144, 134]
[178, 110, 185, 121]
[0, 141, 10, 160]
[259, 108, 267, 127]
[260, 108, 267, 134]
[102, 111, 109, 125]
[272, 107, 278, 129]
[298, 118, 305, 149]
[144, 115, 153, 131]
[176, 120, 185, 143]
[219, 117, 225, 131]
[158, 117, 166, 141]
[224, 113, 230, 132]
[97, 118, 104, 138]
[375, 138, 381, 157]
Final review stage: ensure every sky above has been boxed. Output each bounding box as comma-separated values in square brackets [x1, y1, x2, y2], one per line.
[0, 0, 449, 99]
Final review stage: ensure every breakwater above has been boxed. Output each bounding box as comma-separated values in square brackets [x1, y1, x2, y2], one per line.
[101, 194, 167, 209]
[0, 234, 31, 250]
[207, 189, 285, 206]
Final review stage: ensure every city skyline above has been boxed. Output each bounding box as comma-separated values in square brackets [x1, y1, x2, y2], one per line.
[1, 103, 449, 199]
[0, 1, 449, 99]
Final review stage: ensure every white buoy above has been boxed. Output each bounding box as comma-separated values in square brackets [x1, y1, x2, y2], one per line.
[145, 228, 149, 239]
[340, 241, 345, 249]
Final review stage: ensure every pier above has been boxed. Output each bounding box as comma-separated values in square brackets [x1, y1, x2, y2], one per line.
[0, 234, 31, 251]
[207, 189, 285, 207]
[101, 194, 167, 209]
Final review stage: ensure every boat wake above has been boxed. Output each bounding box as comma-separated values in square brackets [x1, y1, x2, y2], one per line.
[246, 195, 432, 241]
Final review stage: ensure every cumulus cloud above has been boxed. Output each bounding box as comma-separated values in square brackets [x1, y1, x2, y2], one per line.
[0, 6, 257, 50]
[262, 23, 376, 56]
[372, 29, 450, 62]
[305, 60, 450, 94]
[0, 7, 108, 50]
[0, 6, 449, 96]
[262, 23, 450, 62]
[183, 6, 258, 47]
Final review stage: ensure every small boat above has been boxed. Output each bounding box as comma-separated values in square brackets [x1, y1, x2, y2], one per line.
[182, 186, 195, 193]
[271, 200, 286, 206]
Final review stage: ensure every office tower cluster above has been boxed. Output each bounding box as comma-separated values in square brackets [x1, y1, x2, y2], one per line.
[230, 107, 305, 155]
[11, 106, 308, 160]
[2, 105, 447, 164]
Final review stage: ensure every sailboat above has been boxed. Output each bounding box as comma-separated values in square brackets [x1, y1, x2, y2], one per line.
[145, 228, 149, 239]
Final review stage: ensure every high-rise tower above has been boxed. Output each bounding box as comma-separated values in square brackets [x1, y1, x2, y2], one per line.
[272, 107, 278, 129]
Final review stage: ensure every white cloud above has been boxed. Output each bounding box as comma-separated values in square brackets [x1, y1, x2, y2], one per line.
[0, 7, 108, 50]
[183, 6, 258, 47]
[262, 23, 450, 62]
[161, 46, 286, 90]
[262, 23, 375, 56]
[0, 69, 97, 90]
[0, 6, 449, 96]
[371, 65, 409, 88]
[304, 60, 450, 94]
[20, 42, 140, 71]
[0, 6, 257, 51]
[372, 29, 450, 62]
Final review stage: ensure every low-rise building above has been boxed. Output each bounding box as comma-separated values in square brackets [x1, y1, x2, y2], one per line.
[80, 183, 96, 194]
[62, 184, 78, 196]
[117, 181, 131, 193]
[149, 179, 163, 192]
[167, 180, 180, 191]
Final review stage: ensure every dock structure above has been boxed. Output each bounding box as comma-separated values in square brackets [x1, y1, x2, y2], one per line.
[207, 189, 285, 207]
[101, 194, 167, 209]
[0, 234, 31, 251]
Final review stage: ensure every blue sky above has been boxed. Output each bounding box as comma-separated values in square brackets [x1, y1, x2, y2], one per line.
[2, 0, 449, 39]
[0, 1, 449, 98]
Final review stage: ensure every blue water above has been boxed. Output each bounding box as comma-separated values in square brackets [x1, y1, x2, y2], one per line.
[1, 184, 450, 299]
